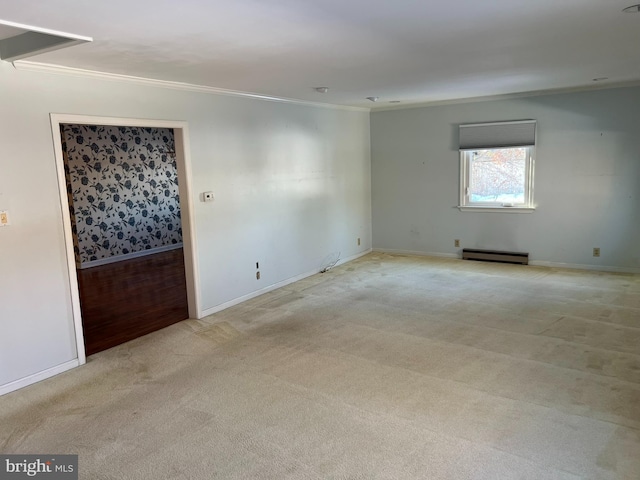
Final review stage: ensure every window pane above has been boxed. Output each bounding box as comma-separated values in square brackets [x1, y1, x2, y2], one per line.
[469, 148, 526, 203]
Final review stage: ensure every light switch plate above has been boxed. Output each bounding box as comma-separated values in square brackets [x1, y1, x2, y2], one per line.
[0, 210, 9, 226]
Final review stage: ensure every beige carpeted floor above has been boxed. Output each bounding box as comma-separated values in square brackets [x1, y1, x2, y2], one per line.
[2, 253, 640, 479]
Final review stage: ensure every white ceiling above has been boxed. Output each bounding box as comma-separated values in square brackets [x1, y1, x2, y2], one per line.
[1, 0, 639, 109]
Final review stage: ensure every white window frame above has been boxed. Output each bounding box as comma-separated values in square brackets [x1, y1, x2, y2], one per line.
[457, 120, 536, 213]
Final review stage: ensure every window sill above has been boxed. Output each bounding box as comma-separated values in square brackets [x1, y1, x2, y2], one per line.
[457, 206, 535, 213]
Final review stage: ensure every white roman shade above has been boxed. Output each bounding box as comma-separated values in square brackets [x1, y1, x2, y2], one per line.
[459, 120, 536, 150]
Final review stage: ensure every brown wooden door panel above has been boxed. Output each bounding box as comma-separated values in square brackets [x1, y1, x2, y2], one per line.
[77, 248, 188, 356]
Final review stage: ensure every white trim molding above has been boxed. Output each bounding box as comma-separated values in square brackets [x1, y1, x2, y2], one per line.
[371, 80, 640, 112]
[77, 243, 183, 269]
[373, 248, 640, 274]
[50, 114, 202, 371]
[14, 61, 369, 113]
[457, 206, 535, 213]
[373, 248, 459, 259]
[198, 249, 372, 318]
[529, 260, 640, 274]
[0, 360, 79, 397]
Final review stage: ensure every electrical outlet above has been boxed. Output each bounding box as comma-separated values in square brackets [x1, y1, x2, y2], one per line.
[454, 239, 460, 248]
[357, 237, 361, 246]
[256, 271, 260, 280]
[202, 191, 215, 202]
[593, 247, 600, 257]
[0, 211, 9, 227]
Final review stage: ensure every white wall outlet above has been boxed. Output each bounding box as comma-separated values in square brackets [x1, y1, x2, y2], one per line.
[0, 210, 9, 226]
[454, 239, 460, 247]
[202, 192, 215, 202]
[593, 247, 600, 257]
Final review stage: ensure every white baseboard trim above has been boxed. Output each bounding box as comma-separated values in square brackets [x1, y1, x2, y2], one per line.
[0, 359, 80, 397]
[373, 248, 640, 274]
[529, 260, 640, 274]
[198, 249, 372, 318]
[332, 248, 373, 267]
[373, 248, 459, 259]
[77, 243, 183, 269]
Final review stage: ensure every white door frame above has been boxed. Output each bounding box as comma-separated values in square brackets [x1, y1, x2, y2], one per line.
[50, 114, 201, 364]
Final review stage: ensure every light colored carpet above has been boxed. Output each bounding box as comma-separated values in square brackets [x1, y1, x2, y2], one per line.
[1, 253, 639, 479]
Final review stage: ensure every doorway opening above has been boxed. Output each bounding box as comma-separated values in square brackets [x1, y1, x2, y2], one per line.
[51, 115, 200, 363]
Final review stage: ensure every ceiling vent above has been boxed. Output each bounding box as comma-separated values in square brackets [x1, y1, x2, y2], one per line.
[0, 19, 92, 62]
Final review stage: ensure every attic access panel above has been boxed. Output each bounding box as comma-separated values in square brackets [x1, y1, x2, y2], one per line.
[0, 19, 91, 62]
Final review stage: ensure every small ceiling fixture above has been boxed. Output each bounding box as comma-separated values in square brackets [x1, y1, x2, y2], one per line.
[366, 96, 379, 102]
[0, 19, 92, 62]
[314, 87, 329, 93]
[623, 4, 640, 12]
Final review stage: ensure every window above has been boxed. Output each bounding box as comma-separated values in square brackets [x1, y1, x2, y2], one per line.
[458, 120, 536, 212]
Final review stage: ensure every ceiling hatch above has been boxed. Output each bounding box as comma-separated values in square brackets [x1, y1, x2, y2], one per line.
[0, 19, 91, 62]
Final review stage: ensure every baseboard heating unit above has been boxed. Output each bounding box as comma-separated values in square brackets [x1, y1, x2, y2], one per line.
[462, 248, 529, 265]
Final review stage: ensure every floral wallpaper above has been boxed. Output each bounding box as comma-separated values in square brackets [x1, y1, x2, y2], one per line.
[61, 124, 182, 265]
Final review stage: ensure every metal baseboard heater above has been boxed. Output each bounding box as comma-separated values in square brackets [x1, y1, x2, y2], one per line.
[462, 248, 529, 265]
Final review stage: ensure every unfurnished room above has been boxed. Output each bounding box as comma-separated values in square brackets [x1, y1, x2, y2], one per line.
[0, 1, 639, 479]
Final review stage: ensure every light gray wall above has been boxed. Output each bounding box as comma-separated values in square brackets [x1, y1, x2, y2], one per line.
[371, 87, 640, 271]
[0, 62, 371, 388]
